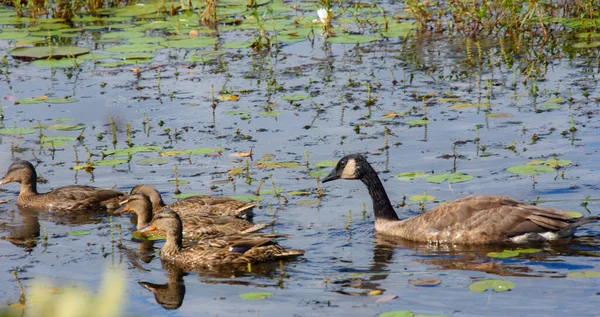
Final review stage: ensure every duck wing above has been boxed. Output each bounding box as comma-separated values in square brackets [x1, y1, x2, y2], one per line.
[168, 195, 258, 218]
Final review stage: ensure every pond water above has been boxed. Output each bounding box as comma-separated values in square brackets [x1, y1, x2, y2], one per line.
[0, 1, 599, 316]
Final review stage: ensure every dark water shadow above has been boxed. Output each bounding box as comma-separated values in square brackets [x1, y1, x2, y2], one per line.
[139, 266, 186, 310]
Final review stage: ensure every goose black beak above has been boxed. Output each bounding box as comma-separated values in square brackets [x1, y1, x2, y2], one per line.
[322, 169, 339, 183]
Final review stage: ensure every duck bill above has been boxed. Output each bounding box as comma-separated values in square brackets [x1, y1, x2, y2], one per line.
[322, 169, 339, 183]
[113, 205, 131, 215]
[139, 224, 157, 233]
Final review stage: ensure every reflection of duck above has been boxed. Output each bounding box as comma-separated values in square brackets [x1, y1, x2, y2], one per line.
[0, 161, 126, 212]
[116, 193, 269, 240]
[1, 209, 40, 249]
[139, 267, 186, 310]
[129, 184, 256, 219]
[323, 154, 600, 244]
[140, 209, 304, 271]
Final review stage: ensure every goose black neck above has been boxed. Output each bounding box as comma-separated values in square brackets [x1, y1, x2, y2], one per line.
[360, 164, 399, 221]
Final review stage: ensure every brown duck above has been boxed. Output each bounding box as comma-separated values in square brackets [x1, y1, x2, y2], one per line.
[140, 209, 304, 270]
[129, 184, 256, 218]
[322, 154, 600, 244]
[0, 160, 126, 212]
[117, 193, 269, 240]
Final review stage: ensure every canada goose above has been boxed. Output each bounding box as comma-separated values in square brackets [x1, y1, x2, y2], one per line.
[116, 193, 269, 240]
[140, 209, 304, 270]
[0, 160, 126, 212]
[322, 154, 600, 244]
[129, 184, 256, 219]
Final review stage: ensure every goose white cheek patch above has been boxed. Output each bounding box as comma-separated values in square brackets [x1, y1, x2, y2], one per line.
[341, 159, 357, 179]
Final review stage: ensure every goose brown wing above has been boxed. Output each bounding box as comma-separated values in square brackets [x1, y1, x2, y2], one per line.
[403, 195, 575, 242]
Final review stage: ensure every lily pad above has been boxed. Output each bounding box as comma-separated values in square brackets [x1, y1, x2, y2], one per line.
[486, 250, 520, 258]
[296, 199, 321, 206]
[229, 195, 263, 202]
[448, 103, 487, 109]
[47, 123, 85, 130]
[469, 279, 515, 293]
[309, 170, 329, 178]
[260, 111, 282, 117]
[288, 191, 311, 196]
[0, 127, 37, 135]
[408, 278, 441, 286]
[424, 172, 473, 184]
[226, 110, 251, 116]
[526, 158, 572, 168]
[10, 46, 90, 60]
[168, 180, 189, 185]
[257, 160, 302, 168]
[378, 311, 414, 317]
[68, 230, 91, 236]
[136, 158, 169, 166]
[102, 145, 161, 157]
[405, 119, 429, 125]
[507, 165, 554, 175]
[327, 34, 380, 44]
[238, 291, 274, 300]
[539, 104, 561, 110]
[42, 136, 77, 147]
[566, 270, 600, 278]
[161, 147, 224, 156]
[408, 195, 436, 202]
[396, 171, 427, 181]
[313, 160, 337, 168]
[563, 210, 583, 219]
[486, 112, 512, 118]
[95, 159, 129, 166]
[282, 94, 309, 101]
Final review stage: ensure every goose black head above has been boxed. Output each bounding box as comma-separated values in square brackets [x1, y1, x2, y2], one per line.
[322, 154, 368, 183]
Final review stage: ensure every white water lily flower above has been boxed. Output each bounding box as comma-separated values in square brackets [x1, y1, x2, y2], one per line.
[317, 8, 329, 24]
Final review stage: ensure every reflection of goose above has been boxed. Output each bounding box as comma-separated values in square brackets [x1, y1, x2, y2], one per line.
[129, 184, 256, 219]
[0, 161, 126, 212]
[140, 209, 304, 271]
[323, 154, 600, 244]
[116, 193, 269, 240]
[139, 267, 186, 310]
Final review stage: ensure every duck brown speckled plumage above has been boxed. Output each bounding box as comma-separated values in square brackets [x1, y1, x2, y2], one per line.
[117, 193, 269, 240]
[140, 209, 304, 270]
[129, 184, 256, 219]
[0, 160, 126, 212]
[323, 154, 600, 244]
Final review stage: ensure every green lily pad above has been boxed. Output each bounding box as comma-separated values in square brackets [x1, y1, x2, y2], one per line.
[131, 230, 165, 241]
[526, 158, 572, 168]
[396, 171, 427, 181]
[0, 127, 37, 135]
[0, 30, 30, 41]
[408, 195, 436, 202]
[469, 279, 515, 292]
[515, 248, 542, 254]
[229, 195, 263, 203]
[448, 103, 487, 109]
[136, 158, 169, 166]
[486, 250, 520, 258]
[539, 104, 561, 110]
[288, 191, 311, 196]
[378, 311, 414, 317]
[424, 172, 473, 184]
[168, 180, 189, 185]
[226, 110, 251, 116]
[296, 199, 321, 206]
[47, 123, 85, 130]
[222, 40, 253, 49]
[238, 291, 274, 300]
[167, 37, 218, 49]
[486, 112, 512, 118]
[566, 270, 600, 278]
[257, 160, 302, 168]
[572, 41, 600, 48]
[102, 146, 161, 157]
[507, 165, 554, 175]
[405, 119, 429, 125]
[309, 170, 329, 178]
[563, 210, 583, 219]
[545, 97, 565, 104]
[160, 147, 224, 156]
[32, 58, 85, 68]
[282, 94, 309, 101]
[10, 46, 90, 60]
[105, 43, 164, 53]
[313, 160, 337, 168]
[260, 111, 282, 117]
[42, 136, 77, 147]
[68, 230, 91, 236]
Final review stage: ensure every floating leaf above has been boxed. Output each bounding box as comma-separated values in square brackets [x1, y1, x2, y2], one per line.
[161, 147, 223, 156]
[424, 172, 473, 184]
[228, 168, 244, 176]
[539, 104, 561, 110]
[0, 127, 37, 135]
[368, 289, 383, 296]
[226, 110, 251, 116]
[408, 195, 436, 202]
[563, 210, 583, 219]
[408, 278, 441, 286]
[220, 94, 240, 101]
[296, 199, 320, 206]
[486, 250, 520, 258]
[95, 159, 128, 166]
[41, 136, 77, 147]
[375, 294, 398, 304]
[47, 123, 84, 130]
[526, 158, 572, 168]
[229, 195, 262, 202]
[327, 34, 380, 44]
[544, 97, 565, 104]
[10, 46, 90, 60]
[230, 148, 253, 157]
[486, 112, 512, 118]
[260, 111, 282, 117]
[309, 170, 328, 178]
[378, 311, 414, 317]
[515, 248, 542, 254]
[396, 171, 427, 181]
[282, 94, 309, 101]
[469, 279, 515, 292]
[572, 41, 600, 48]
[448, 103, 487, 109]
[238, 291, 274, 300]
[566, 270, 600, 278]
[314, 160, 337, 167]
[68, 230, 91, 236]
[257, 160, 302, 168]
[16, 96, 49, 104]
[507, 165, 554, 175]
[405, 119, 429, 125]
[136, 158, 168, 166]
[103, 145, 161, 157]
[288, 191, 311, 196]
[168, 179, 189, 185]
